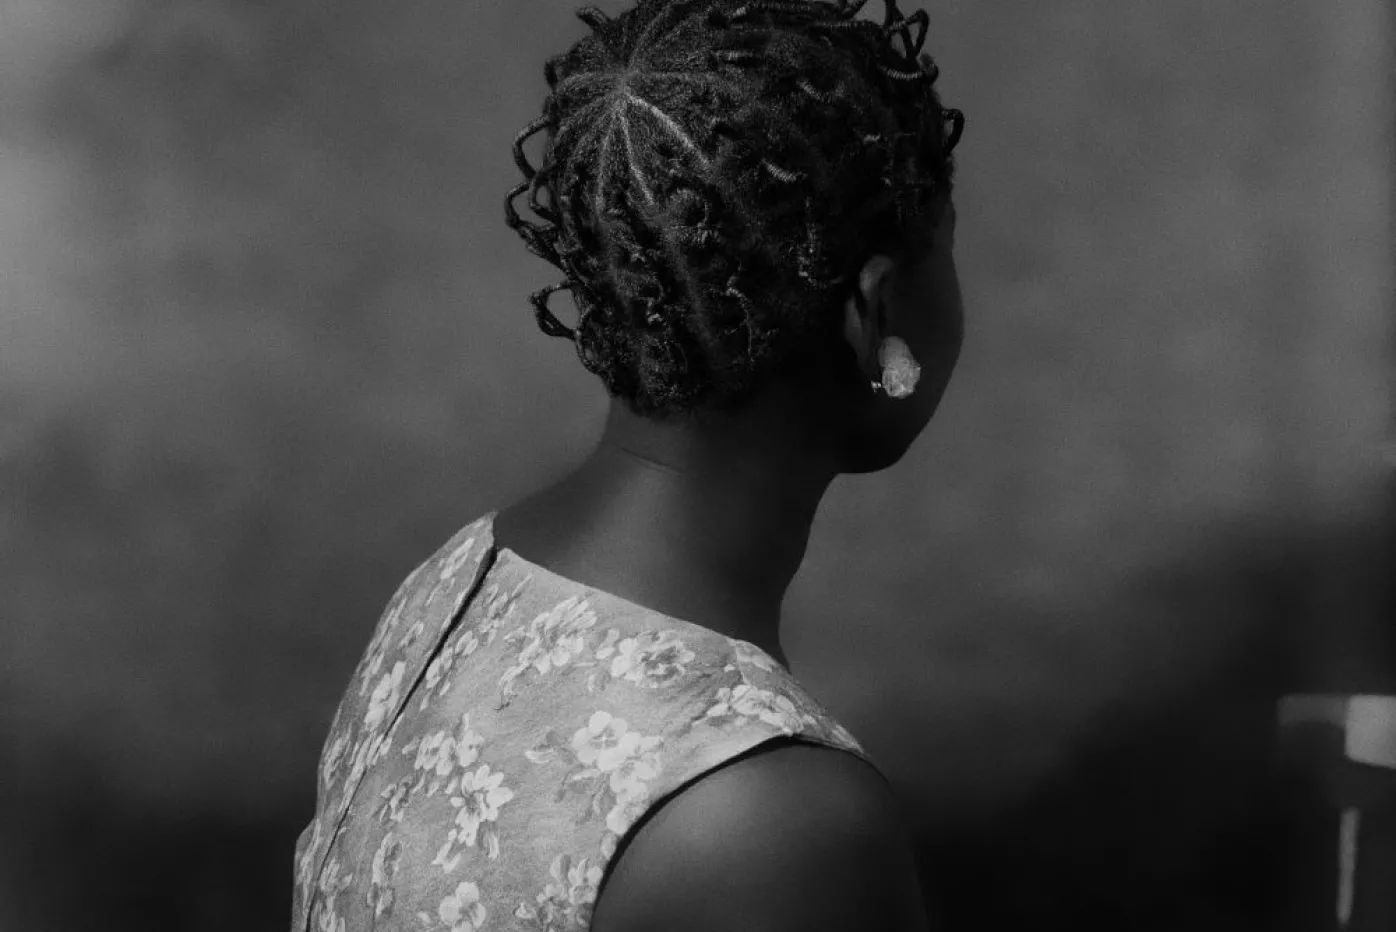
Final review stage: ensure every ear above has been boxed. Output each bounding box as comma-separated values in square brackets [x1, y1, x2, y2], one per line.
[842, 255, 896, 371]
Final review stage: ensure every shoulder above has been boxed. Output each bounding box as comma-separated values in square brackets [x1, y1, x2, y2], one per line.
[590, 738, 930, 932]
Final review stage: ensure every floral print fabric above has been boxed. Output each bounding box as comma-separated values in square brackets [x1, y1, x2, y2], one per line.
[290, 511, 882, 932]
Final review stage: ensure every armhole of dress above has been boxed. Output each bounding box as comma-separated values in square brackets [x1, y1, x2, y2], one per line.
[592, 733, 874, 908]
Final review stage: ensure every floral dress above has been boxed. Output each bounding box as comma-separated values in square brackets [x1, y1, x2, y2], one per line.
[290, 510, 885, 932]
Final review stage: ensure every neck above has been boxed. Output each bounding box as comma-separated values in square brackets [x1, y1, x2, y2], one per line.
[508, 400, 836, 665]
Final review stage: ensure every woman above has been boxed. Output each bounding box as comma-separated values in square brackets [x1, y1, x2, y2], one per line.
[291, 1, 965, 929]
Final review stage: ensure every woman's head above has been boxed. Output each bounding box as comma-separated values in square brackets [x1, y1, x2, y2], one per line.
[506, 0, 964, 473]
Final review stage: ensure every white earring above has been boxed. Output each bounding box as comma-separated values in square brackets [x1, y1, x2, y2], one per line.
[870, 335, 921, 399]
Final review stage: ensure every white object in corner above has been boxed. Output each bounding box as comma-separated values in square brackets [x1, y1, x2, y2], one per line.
[1278, 694, 1396, 770]
[1345, 695, 1396, 771]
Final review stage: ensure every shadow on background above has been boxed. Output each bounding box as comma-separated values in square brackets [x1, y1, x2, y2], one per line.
[5, 762, 312, 932]
[910, 509, 1393, 931]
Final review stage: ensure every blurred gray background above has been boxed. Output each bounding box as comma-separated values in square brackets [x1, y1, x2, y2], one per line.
[1, 0, 1391, 929]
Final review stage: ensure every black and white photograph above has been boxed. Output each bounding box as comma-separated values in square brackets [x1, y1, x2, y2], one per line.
[1, 1, 1393, 929]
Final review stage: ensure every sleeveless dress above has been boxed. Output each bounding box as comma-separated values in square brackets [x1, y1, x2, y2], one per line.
[289, 510, 886, 932]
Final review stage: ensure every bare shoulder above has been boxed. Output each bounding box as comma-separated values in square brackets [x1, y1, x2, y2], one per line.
[589, 739, 930, 932]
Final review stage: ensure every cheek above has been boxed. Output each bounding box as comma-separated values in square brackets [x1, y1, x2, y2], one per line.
[907, 254, 962, 359]
[943, 266, 965, 352]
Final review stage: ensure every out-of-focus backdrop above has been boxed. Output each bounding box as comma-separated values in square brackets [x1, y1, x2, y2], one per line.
[1, 0, 1391, 929]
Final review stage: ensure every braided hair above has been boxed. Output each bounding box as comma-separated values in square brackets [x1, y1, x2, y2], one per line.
[505, 0, 965, 423]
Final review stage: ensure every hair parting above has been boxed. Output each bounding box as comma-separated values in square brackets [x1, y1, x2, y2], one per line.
[505, 0, 964, 421]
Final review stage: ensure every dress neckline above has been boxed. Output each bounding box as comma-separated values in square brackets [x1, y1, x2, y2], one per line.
[480, 509, 791, 673]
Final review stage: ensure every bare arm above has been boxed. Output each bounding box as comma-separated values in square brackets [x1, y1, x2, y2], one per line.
[590, 740, 931, 932]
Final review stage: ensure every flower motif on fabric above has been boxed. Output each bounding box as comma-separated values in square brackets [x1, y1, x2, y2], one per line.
[599, 790, 652, 861]
[293, 816, 325, 923]
[336, 736, 374, 816]
[479, 576, 530, 634]
[585, 628, 696, 694]
[727, 638, 780, 673]
[432, 764, 517, 872]
[336, 724, 402, 820]
[395, 536, 478, 655]
[355, 564, 424, 693]
[477, 577, 524, 630]
[365, 832, 403, 919]
[440, 535, 481, 582]
[376, 775, 415, 824]
[496, 596, 599, 709]
[320, 732, 350, 792]
[311, 855, 353, 932]
[701, 683, 810, 734]
[365, 660, 407, 731]
[571, 710, 663, 784]
[419, 637, 473, 712]
[400, 712, 487, 798]
[419, 577, 526, 712]
[417, 880, 488, 932]
[526, 709, 663, 858]
[396, 616, 429, 652]
[358, 643, 389, 698]
[420, 534, 481, 616]
[512, 853, 604, 932]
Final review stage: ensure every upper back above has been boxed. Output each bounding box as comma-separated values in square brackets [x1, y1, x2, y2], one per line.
[589, 740, 931, 932]
[289, 511, 903, 932]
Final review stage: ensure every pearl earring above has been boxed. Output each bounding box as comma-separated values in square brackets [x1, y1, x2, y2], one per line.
[869, 335, 921, 399]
